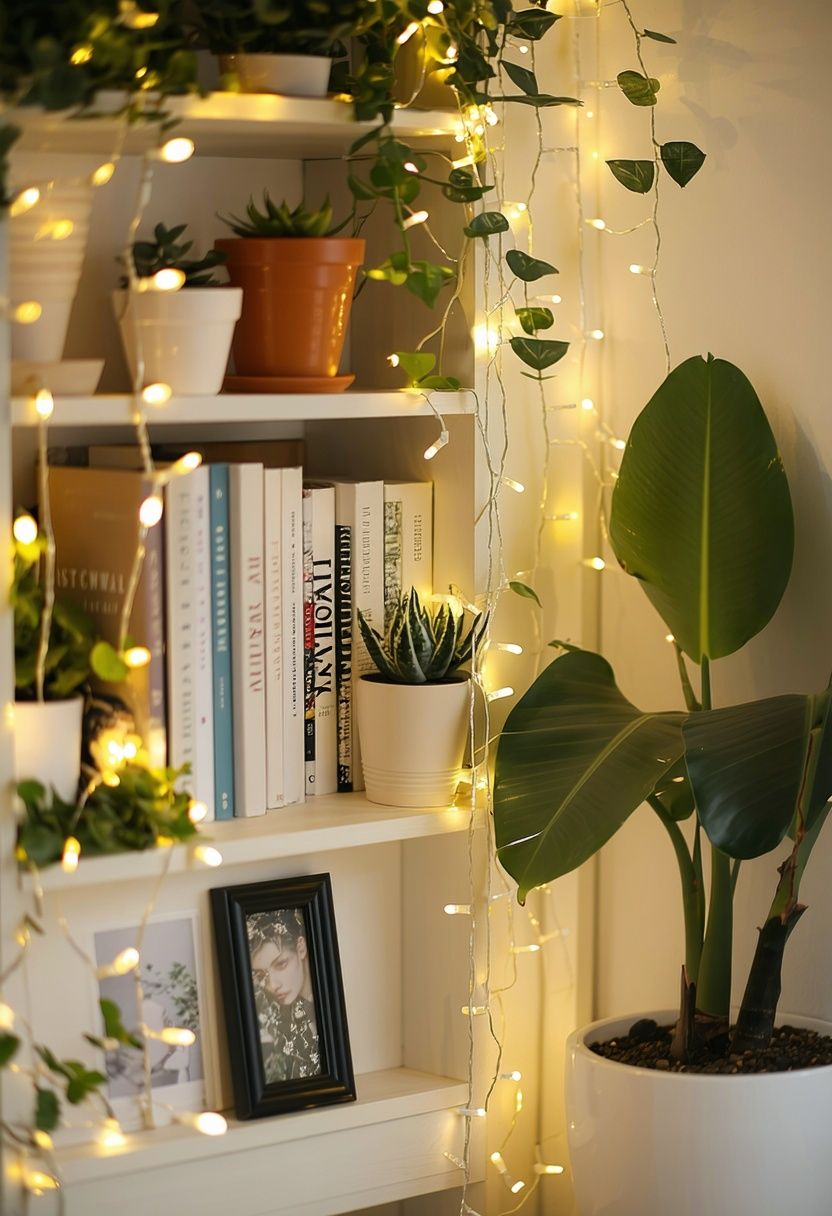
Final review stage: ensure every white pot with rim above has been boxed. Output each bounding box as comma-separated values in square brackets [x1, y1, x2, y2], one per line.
[114, 286, 243, 395]
[566, 1009, 832, 1216]
[219, 52, 331, 97]
[13, 697, 84, 804]
[357, 675, 470, 807]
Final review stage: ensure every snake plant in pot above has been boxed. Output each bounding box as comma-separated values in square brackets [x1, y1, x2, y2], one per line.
[357, 589, 483, 807]
[493, 354, 832, 1216]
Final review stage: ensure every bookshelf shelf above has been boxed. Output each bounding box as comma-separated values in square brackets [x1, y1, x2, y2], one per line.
[31, 793, 470, 892]
[53, 1067, 473, 1216]
[11, 391, 473, 429]
[12, 93, 458, 159]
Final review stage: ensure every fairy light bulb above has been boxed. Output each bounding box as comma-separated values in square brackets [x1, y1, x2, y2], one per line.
[13, 514, 38, 546]
[387, 353, 400, 367]
[13, 301, 42, 325]
[97, 1117, 127, 1149]
[91, 162, 116, 187]
[142, 382, 172, 406]
[515, 1088, 524, 1113]
[512, 942, 541, 954]
[458, 1106, 486, 1118]
[580, 397, 595, 412]
[113, 947, 140, 974]
[610, 437, 626, 451]
[402, 209, 429, 230]
[403, 162, 420, 174]
[511, 1180, 526, 1194]
[119, 0, 160, 28]
[159, 137, 195, 163]
[9, 187, 40, 218]
[427, 0, 444, 11]
[487, 687, 514, 702]
[452, 153, 475, 170]
[194, 1111, 227, 1136]
[151, 267, 186, 291]
[584, 556, 606, 571]
[665, 633, 675, 643]
[588, 217, 607, 230]
[629, 263, 649, 275]
[123, 645, 151, 668]
[23, 1167, 59, 1195]
[139, 494, 164, 528]
[397, 20, 421, 44]
[445, 43, 458, 61]
[157, 1026, 196, 1047]
[32, 1129, 53, 1150]
[44, 219, 74, 240]
[188, 801, 208, 824]
[499, 1070, 522, 1081]
[424, 430, 449, 461]
[444, 904, 471, 915]
[61, 836, 81, 873]
[493, 642, 523, 655]
[194, 844, 223, 868]
[491, 1151, 508, 1174]
[460, 1005, 488, 1016]
[34, 388, 54, 419]
[171, 451, 203, 475]
[0, 1002, 15, 1032]
[588, 328, 605, 341]
[534, 1163, 565, 1175]
[502, 477, 525, 494]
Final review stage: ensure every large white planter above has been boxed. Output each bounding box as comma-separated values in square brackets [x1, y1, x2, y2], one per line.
[114, 287, 243, 395]
[219, 52, 331, 97]
[13, 697, 84, 804]
[357, 676, 470, 807]
[566, 1009, 832, 1216]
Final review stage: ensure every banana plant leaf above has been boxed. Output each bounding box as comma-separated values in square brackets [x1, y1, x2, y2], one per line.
[683, 689, 832, 858]
[493, 649, 685, 900]
[609, 355, 794, 662]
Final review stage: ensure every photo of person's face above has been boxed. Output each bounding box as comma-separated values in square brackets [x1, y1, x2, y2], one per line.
[250, 934, 310, 1007]
[245, 908, 322, 1084]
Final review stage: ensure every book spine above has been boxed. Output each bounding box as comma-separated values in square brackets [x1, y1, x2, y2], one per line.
[302, 489, 316, 795]
[282, 468, 305, 806]
[165, 476, 196, 791]
[264, 469, 285, 810]
[383, 498, 403, 629]
[192, 467, 216, 818]
[209, 465, 234, 821]
[229, 464, 267, 817]
[334, 523, 353, 793]
[310, 486, 337, 796]
[391, 483, 434, 605]
[140, 485, 167, 769]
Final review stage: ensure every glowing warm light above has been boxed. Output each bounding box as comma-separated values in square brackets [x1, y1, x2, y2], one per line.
[512, 942, 542, 954]
[460, 1005, 488, 1016]
[97, 1117, 127, 1150]
[535, 1163, 565, 1175]
[32, 1130, 53, 1151]
[427, 0, 444, 11]
[484, 105, 499, 125]
[114, 947, 140, 974]
[588, 217, 607, 230]
[142, 382, 172, 406]
[445, 43, 458, 61]
[61, 836, 81, 873]
[194, 845, 223, 868]
[487, 687, 514, 702]
[159, 137, 195, 163]
[515, 1089, 524, 1113]
[152, 267, 186, 291]
[493, 642, 523, 655]
[550, 511, 579, 522]
[511, 1180, 526, 1194]
[34, 388, 54, 419]
[584, 557, 606, 571]
[13, 515, 38, 546]
[502, 477, 525, 494]
[23, 1168, 59, 1194]
[188, 801, 208, 824]
[91, 162, 116, 187]
[70, 42, 93, 65]
[665, 633, 675, 643]
[403, 162, 420, 174]
[459, 1106, 486, 1118]
[123, 645, 152, 668]
[9, 187, 40, 218]
[588, 328, 605, 340]
[171, 451, 203, 476]
[610, 437, 626, 451]
[13, 301, 43, 325]
[452, 153, 475, 170]
[0, 1002, 15, 1032]
[491, 1151, 507, 1170]
[580, 397, 595, 411]
[629, 263, 648, 275]
[43, 219, 75, 240]
[157, 1026, 196, 1047]
[139, 495, 164, 528]
[119, 0, 160, 29]
[387, 353, 400, 367]
[424, 430, 449, 461]
[397, 20, 421, 44]
[444, 904, 471, 915]
[473, 323, 500, 356]
[193, 1111, 228, 1136]
[500, 1069, 522, 1081]
[403, 209, 429, 230]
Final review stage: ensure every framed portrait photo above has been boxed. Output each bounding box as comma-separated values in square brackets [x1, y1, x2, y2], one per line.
[211, 873, 355, 1120]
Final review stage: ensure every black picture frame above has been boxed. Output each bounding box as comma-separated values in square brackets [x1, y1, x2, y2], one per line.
[211, 873, 356, 1120]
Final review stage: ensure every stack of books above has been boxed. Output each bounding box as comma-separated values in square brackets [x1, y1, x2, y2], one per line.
[46, 447, 433, 819]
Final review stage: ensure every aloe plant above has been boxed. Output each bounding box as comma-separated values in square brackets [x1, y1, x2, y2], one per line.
[494, 354, 832, 1059]
[127, 222, 227, 287]
[219, 193, 346, 238]
[358, 589, 483, 684]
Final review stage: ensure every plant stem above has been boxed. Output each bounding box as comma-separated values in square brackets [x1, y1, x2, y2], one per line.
[648, 795, 703, 985]
[700, 654, 711, 711]
[696, 844, 733, 1019]
[673, 642, 701, 712]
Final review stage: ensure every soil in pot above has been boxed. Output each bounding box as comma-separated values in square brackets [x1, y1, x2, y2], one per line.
[591, 1016, 832, 1075]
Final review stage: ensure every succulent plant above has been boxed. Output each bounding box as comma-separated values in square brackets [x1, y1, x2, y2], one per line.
[194, 0, 370, 57]
[126, 222, 227, 287]
[219, 192, 346, 238]
[358, 589, 484, 685]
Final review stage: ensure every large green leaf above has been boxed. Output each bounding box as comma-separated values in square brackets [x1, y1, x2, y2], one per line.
[609, 355, 794, 662]
[683, 691, 832, 858]
[660, 141, 706, 187]
[494, 649, 685, 900]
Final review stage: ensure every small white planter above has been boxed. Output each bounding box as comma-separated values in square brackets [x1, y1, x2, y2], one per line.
[220, 52, 331, 97]
[566, 1009, 832, 1216]
[114, 287, 243, 395]
[13, 697, 84, 804]
[356, 676, 470, 807]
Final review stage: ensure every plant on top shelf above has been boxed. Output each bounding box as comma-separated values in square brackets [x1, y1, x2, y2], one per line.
[127, 222, 228, 287]
[356, 589, 485, 808]
[494, 353, 832, 1078]
[215, 191, 365, 391]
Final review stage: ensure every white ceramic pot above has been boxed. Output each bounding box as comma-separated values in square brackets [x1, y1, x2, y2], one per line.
[566, 1009, 832, 1216]
[220, 52, 331, 97]
[13, 697, 84, 804]
[114, 286, 243, 395]
[356, 676, 470, 807]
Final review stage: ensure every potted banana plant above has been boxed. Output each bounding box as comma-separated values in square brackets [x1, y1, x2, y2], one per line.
[357, 589, 484, 807]
[493, 354, 832, 1216]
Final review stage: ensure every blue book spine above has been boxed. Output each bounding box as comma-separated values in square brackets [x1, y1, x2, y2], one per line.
[210, 465, 235, 819]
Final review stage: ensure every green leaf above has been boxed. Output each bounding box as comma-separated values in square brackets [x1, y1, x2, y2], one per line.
[609, 355, 794, 662]
[99, 997, 142, 1049]
[651, 756, 695, 820]
[404, 261, 454, 308]
[35, 1087, 60, 1131]
[347, 174, 378, 201]
[0, 1033, 20, 1067]
[419, 375, 461, 391]
[494, 649, 685, 899]
[617, 69, 661, 106]
[492, 93, 581, 108]
[508, 9, 561, 39]
[643, 29, 677, 43]
[508, 581, 541, 607]
[366, 257, 409, 286]
[394, 351, 436, 383]
[502, 60, 539, 96]
[443, 169, 493, 204]
[516, 307, 554, 335]
[606, 159, 655, 194]
[505, 249, 558, 281]
[90, 641, 129, 683]
[464, 211, 510, 238]
[683, 693, 831, 858]
[660, 141, 706, 187]
[509, 337, 570, 372]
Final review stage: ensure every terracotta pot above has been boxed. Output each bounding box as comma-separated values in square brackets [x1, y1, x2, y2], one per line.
[215, 237, 365, 379]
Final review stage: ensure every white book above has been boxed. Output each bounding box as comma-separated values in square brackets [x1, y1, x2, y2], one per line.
[165, 470, 215, 815]
[333, 481, 385, 792]
[281, 467, 305, 807]
[264, 469, 285, 810]
[384, 481, 434, 626]
[303, 483, 337, 796]
[229, 464, 267, 817]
